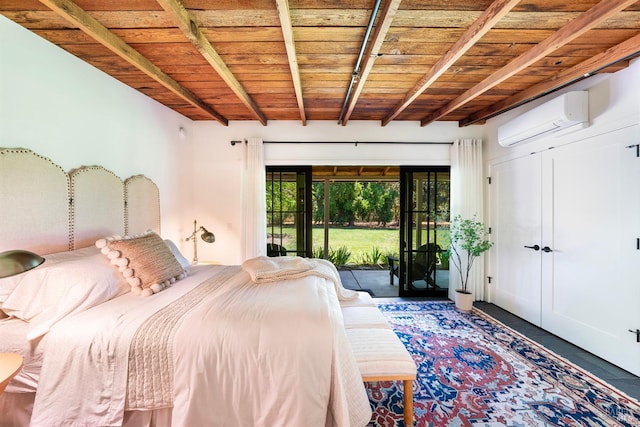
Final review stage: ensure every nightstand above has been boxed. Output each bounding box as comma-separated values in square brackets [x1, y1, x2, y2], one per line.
[0, 353, 23, 394]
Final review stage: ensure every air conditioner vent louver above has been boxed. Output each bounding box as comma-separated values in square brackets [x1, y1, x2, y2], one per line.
[498, 91, 589, 147]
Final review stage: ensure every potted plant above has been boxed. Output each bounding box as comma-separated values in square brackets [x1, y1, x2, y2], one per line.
[449, 215, 493, 311]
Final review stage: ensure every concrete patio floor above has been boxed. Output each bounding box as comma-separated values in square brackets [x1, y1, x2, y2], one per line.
[338, 268, 449, 298]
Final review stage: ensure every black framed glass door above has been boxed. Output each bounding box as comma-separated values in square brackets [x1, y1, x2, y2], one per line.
[265, 166, 312, 257]
[399, 166, 450, 297]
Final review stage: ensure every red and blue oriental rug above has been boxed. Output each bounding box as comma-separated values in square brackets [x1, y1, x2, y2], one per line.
[366, 301, 640, 427]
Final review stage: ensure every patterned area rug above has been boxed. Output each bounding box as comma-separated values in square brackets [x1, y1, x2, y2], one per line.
[365, 301, 640, 427]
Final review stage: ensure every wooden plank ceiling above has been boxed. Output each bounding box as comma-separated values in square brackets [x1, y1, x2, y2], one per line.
[2, 0, 640, 127]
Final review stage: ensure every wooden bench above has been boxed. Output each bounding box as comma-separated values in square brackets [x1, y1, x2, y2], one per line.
[341, 294, 417, 425]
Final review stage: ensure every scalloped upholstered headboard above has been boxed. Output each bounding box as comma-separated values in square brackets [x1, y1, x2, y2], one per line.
[125, 175, 160, 237]
[70, 166, 125, 250]
[0, 148, 70, 254]
[0, 148, 160, 254]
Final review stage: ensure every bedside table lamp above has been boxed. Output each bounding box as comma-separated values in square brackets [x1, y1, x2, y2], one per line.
[185, 220, 215, 263]
[0, 250, 45, 278]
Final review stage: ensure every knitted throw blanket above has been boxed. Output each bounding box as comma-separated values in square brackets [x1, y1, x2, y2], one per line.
[242, 256, 358, 302]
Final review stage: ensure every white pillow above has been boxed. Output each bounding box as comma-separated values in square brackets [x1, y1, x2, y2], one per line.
[0, 246, 99, 304]
[0, 275, 20, 305]
[2, 252, 129, 340]
[164, 239, 191, 270]
[41, 246, 100, 264]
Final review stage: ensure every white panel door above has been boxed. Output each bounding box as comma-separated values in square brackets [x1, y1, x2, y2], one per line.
[541, 127, 640, 376]
[489, 154, 543, 326]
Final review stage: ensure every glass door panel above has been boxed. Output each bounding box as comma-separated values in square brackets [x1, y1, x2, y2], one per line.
[266, 166, 312, 257]
[399, 167, 450, 297]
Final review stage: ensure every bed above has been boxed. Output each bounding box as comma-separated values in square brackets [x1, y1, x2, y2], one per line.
[0, 148, 372, 426]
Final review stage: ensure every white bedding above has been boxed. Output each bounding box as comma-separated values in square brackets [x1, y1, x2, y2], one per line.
[27, 263, 371, 427]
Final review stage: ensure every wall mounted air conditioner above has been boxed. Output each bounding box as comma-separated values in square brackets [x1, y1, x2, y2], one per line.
[497, 91, 589, 147]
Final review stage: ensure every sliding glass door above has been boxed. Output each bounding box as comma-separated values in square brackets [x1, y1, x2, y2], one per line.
[399, 166, 450, 297]
[265, 166, 312, 257]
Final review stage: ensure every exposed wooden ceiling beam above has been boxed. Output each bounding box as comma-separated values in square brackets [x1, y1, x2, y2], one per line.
[37, 0, 228, 126]
[419, 0, 639, 127]
[156, 0, 267, 126]
[341, 0, 402, 127]
[276, 0, 306, 126]
[460, 33, 640, 126]
[381, 0, 519, 127]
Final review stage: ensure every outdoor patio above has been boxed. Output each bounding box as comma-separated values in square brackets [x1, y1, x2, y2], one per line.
[338, 268, 450, 298]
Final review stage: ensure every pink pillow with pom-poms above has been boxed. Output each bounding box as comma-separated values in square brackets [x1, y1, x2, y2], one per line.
[96, 231, 187, 296]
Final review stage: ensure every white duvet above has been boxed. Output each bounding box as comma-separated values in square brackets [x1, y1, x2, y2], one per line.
[29, 263, 372, 427]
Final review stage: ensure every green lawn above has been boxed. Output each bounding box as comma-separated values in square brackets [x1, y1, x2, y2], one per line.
[275, 225, 450, 265]
[314, 227, 399, 262]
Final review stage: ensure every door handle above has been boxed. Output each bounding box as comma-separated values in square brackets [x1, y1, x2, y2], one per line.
[542, 246, 553, 253]
[524, 244, 540, 251]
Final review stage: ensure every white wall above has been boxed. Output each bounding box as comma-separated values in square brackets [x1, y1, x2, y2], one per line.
[0, 16, 194, 247]
[479, 59, 640, 373]
[192, 120, 483, 264]
[0, 14, 485, 265]
[483, 58, 640, 162]
[195, 60, 639, 265]
[5, 6, 637, 269]
[4, 7, 638, 269]
[481, 57, 640, 302]
[481, 59, 639, 290]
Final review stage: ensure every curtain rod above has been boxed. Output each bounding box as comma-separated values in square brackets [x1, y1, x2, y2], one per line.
[230, 140, 453, 146]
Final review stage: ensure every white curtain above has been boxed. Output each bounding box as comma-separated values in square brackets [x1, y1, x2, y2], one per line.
[449, 138, 485, 300]
[241, 137, 266, 261]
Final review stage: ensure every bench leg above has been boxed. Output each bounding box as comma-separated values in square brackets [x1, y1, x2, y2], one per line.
[403, 379, 413, 426]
